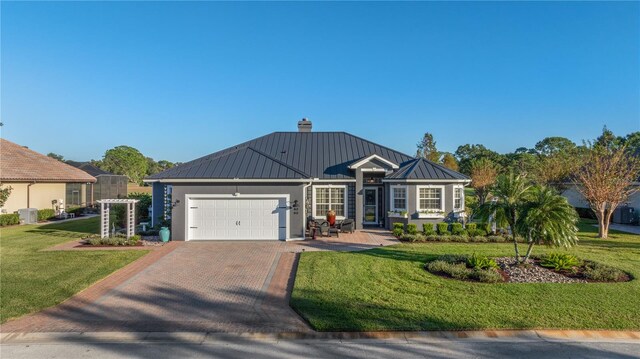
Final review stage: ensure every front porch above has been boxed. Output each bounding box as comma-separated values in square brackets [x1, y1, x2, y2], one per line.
[293, 228, 399, 252]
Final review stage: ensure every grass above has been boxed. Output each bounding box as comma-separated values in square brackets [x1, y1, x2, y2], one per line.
[290, 219, 640, 331]
[0, 217, 147, 323]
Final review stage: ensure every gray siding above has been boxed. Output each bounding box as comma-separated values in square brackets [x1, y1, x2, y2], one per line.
[170, 182, 306, 240]
[384, 182, 465, 229]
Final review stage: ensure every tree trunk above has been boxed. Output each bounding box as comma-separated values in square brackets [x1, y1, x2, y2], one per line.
[510, 223, 519, 262]
[596, 208, 607, 239]
[522, 237, 535, 263]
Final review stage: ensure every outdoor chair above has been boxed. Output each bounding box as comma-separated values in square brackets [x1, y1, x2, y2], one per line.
[338, 219, 355, 233]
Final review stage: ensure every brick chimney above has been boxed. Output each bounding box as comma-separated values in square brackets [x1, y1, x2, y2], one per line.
[297, 118, 312, 132]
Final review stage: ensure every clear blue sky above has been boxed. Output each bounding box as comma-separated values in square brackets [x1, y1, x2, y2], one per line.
[2, 1, 639, 162]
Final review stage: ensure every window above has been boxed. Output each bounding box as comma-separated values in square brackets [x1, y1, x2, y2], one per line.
[391, 186, 407, 211]
[313, 186, 347, 218]
[454, 186, 464, 210]
[417, 186, 444, 211]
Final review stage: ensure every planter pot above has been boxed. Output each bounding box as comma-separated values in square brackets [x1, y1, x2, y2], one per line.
[159, 227, 171, 242]
[417, 213, 445, 219]
[326, 210, 336, 226]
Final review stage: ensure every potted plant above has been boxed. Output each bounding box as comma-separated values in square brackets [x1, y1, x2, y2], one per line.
[418, 209, 446, 219]
[387, 210, 408, 218]
[326, 209, 336, 226]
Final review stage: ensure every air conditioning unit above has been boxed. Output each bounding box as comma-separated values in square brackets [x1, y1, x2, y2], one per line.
[18, 208, 38, 224]
[613, 206, 636, 225]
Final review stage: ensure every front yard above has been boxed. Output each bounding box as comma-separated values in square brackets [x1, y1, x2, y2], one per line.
[290, 220, 640, 331]
[0, 217, 147, 323]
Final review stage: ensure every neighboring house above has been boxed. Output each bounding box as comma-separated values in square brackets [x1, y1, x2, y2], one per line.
[145, 119, 470, 241]
[66, 161, 128, 205]
[0, 139, 96, 213]
[562, 182, 640, 224]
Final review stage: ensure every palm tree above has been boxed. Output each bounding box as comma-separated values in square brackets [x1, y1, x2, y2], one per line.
[517, 186, 579, 262]
[477, 172, 532, 261]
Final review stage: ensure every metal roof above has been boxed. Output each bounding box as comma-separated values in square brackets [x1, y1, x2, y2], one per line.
[386, 158, 470, 180]
[146, 132, 467, 181]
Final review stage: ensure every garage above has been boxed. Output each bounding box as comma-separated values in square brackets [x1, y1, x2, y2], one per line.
[186, 195, 288, 240]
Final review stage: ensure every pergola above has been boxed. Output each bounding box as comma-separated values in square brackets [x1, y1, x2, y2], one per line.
[97, 199, 139, 239]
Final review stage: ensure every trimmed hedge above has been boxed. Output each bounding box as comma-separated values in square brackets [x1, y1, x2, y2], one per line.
[406, 223, 418, 235]
[437, 222, 450, 235]
[400, 233, 516, 243]
[451, 223, 464, 235]
[423, 223, 436, 235]
[0, 213, 20, 227]
[37, 209, 56, 222]
[392, 222, 404, 237]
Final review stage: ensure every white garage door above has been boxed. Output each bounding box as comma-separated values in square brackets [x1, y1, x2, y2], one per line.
[187, 197, 286, 240]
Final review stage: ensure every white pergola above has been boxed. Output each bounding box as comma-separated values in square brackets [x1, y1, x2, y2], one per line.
[97, 199, 139, 239]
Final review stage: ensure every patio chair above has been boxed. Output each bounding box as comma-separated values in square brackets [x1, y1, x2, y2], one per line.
[318, 221, 330, 237]
[338, 219, 355, 233]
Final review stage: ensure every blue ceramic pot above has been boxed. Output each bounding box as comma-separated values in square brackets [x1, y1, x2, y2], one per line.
[159, 227, 171, 242]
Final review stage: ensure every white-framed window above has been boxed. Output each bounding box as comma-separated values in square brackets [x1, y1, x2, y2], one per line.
[417, 185, 445, 212]
[390, 185, 408, 211]
[454, 185, 464, 211]
[312, 185, 347, 218]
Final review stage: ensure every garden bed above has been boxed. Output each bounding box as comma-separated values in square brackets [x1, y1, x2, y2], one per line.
[81, 234, 142, 247]
[425, 253, 631, 283]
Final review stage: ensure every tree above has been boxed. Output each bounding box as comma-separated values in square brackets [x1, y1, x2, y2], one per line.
[100, 146, 148, 184]
[477, 172, 532, 261]
[469, 158, 499, 205]
[531, 150, 582, 192]
[157, 160, 175, 171]
[0, 185, 13, 208]
[441, 152, 459, 171]
[454, 144, 502, 175]
[47, 153, 65, 162]
[502, 151, 538, 177]
[533, 137, 576, 156]
[574, 144, 640, 238]
[416, 133, 440, 162]
[146, 157, 161, 176]
[517, 186, 579, 262]
[622, 131, 640, 156]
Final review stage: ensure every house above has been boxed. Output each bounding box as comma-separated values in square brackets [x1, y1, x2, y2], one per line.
[0, 139, 96, 213]
[145, 119, 470, 241]
[562, 182, 640, 224]
[66, 161, 128, 205]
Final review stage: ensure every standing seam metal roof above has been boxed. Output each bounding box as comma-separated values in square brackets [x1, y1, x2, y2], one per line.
[146, 132, 468, 180]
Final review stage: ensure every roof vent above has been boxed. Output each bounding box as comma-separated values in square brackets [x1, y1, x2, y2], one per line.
[297, 118, 312, 132]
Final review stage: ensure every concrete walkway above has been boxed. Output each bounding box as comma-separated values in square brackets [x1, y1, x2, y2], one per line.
[2, 331, 639, 359]
[608, 223, 640, 235]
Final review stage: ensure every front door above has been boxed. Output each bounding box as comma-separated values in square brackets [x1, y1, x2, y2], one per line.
[363, 187, 378, 225]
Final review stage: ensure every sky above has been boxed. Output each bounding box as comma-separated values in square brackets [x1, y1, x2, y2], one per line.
[1, 1, 639, 163]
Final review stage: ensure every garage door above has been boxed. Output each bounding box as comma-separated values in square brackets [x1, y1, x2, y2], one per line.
[187, 197, 286, 240]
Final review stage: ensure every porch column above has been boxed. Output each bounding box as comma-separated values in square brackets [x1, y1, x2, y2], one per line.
[355, 168, 363, 230]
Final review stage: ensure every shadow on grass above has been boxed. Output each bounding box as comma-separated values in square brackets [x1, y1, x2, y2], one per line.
[25, 217, 99, 236]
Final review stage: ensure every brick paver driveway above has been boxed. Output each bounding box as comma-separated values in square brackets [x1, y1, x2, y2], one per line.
[2, 230, 397, 333]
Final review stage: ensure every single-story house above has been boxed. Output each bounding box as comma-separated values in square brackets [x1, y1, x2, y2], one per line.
[562, 181, 640, 224]
[0, 139, 96, 213]
[145, 119, 470, 241]
[66, 161, 128, 205]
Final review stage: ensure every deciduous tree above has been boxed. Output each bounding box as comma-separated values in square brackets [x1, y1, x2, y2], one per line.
[441, 152, 459, 171]
[0, 185, 13, 208]
[100, 146, 148, 184]
[575, 144, 640, 238]
[470, 158, 499, 205]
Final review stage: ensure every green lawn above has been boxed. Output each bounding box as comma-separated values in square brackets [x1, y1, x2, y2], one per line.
[0, 217, 147, 323]
[290, 220, 640, 331]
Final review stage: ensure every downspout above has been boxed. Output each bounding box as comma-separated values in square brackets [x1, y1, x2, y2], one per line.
[302, 181, 313, 237]
[27, 182, 35, 208]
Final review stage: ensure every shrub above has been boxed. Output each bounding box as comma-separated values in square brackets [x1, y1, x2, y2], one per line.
[449, 235, 469, 243]
[472, 228, 489, 237]
[129, 192, 152, 221]
[469, 269, 503, 283]
[423, 223, 436, 235]
[540, 253, 581, 271]
[583, 261, 626, 282]
[437, 222, 450, 235]
[426, 261, 469, 279]
[406, 223, 418, 235]
[37, 209, 56, 222]
[466, 223, 477, 232]
[487, 235, 507, 243]
[66, 206, 84, 216]
[392, 227, 404, 238]
[392, 222, 404, 230]
[467, 253, 499, 270]
[0, 213, 20, 226]
[451, 223, 464, 235]
[87, 234, 141, 246]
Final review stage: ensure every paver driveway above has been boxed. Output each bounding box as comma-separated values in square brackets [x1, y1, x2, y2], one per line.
[2, 230, 397, 333]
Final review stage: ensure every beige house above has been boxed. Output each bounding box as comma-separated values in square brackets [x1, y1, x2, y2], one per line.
[0, 139, 96, 213]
